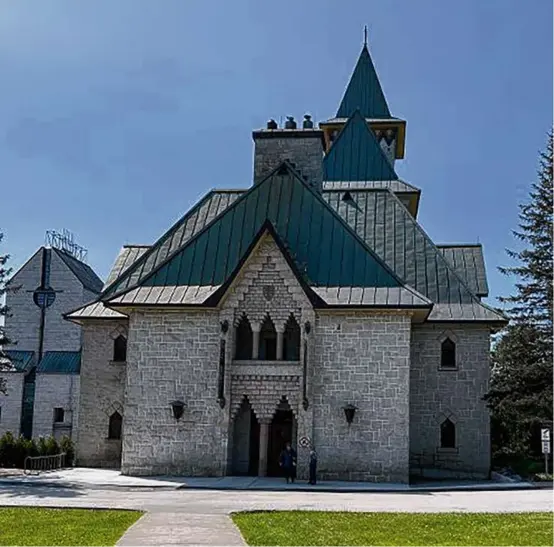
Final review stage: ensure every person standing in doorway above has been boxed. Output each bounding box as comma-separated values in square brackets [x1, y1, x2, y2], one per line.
[279, 441, 297, 483]
[308, 445, 318, 485]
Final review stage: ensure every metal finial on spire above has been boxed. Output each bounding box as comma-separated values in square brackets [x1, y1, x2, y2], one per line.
[363, 25, 368, 46]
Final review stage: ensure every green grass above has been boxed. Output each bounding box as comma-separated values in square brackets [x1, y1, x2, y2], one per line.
[232, 511, 554, 546]
[0, 507, 143, 546]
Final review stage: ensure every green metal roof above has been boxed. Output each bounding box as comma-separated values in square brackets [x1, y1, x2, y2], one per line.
[102, 190, 243, 298]
[323, 189, 500, 313]
[437, 244, 489, 297]
[323, 110, 398, 181]
[105, 163, 401, 298]
[3, 350, 35, 372]
[336, 45, 391, 119]
[36, 351, 81, 374]
[54, 248, 103, 293]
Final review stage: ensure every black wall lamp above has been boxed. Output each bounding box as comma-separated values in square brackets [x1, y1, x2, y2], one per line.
[171, 400, 185, 420]
[343, 404, 357, 425]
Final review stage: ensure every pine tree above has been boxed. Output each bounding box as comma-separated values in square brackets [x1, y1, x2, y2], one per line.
[0, 231, 14, 394]
[486, 132, 553, 462]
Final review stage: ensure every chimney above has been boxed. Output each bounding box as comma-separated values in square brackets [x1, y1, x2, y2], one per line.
[252, 114, 325, 191]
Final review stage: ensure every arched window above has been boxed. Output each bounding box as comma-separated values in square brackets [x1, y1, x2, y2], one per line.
[113, 335, 127, 362]
[235, 315, 253, 360]
[259, 315, 277, 360]
[108, 411, 122, 440]
[283, 314, 301, 361]
[440, 418, 456, 448]
[440, 338, 456, 368]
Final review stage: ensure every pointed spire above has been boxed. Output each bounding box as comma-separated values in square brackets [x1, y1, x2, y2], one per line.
[323, 110, 398, 181]
[336, 38, 391, 119]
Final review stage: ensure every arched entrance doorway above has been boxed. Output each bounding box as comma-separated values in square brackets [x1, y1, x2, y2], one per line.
[267, 398, 296, 477]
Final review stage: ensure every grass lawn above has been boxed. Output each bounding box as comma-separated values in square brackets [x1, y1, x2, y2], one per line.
[0, 507, 143, 546]
[232, 511, 553, 546]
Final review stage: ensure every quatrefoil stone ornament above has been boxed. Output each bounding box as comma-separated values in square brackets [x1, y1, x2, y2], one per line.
[263, 285, 275, 301]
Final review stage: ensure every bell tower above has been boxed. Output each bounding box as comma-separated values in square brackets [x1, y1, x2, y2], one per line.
[320, 30, 406, 169]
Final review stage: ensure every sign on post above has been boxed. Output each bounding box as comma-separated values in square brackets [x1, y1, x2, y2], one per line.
[541, 428, 551, 475]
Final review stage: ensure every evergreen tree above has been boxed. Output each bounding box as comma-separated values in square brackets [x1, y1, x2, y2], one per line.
[0, 231, 14, 394]
[487, 132, 553, 461]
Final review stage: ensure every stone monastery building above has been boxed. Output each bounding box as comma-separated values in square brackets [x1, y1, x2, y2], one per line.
[6, 41, 507, 482]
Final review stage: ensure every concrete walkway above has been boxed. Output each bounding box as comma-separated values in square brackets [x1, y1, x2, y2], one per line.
[0, 467, 537, 492]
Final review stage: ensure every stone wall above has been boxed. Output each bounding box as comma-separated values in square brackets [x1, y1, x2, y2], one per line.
[121, 310, 226, 476]
[0, 373, 24, 435]
[410, 324, 491, 478]
[77, 321, 127, 467]
[33, 374, 80, 439]
[312, 311, 412, 483]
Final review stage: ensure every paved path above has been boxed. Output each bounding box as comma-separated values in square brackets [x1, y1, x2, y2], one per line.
[0, 484, 551, 545]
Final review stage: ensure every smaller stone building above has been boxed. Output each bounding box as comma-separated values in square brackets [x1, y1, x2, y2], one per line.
[1, 243, 102, 440]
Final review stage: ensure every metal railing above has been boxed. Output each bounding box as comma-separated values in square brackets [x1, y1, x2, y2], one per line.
[24, 453, 66, 475]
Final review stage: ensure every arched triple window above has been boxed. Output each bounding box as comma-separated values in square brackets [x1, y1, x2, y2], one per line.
[283, 314, 301, 361]
[113, 335, 127, 362]
[440, 418, 456, 449]
[440, 338, 456, 368]
[235, 315, 253, 360]
[108, 411, 122, 440]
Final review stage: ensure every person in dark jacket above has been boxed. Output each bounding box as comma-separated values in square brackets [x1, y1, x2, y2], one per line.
[308, 446, 318, 485]
[279, 442, 297, 483]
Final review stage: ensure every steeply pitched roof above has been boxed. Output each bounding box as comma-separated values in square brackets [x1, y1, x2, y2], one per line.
[336, 45, 391, 119]
[102, 190, 243, 298]
[104, 163, 403, 303]
[65, 300, 127, 321]
[323, 188, 505, 322]
[36, 351, 80, 374]
[103, 245, 150, 290]
[437, 244, 489, 297]
[53, 248, 103, 293]
[2, 350, 35, 372]
[323, 110, 398, 181]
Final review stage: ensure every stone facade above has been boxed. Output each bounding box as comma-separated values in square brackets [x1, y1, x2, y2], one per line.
[76, 322, 127, 467]
[0, 373, 25, 436]
[121, 310, 225, 476]
[313, 311, 412, 482]
[409, 323, 491, 478]
[33, 374, 80, 439]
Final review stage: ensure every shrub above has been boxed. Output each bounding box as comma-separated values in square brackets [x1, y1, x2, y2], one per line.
[44, 436, 59, 456]
[0, 432, 16, 468]
[37, 437, 48, 456]
[59, 436, 75, 467]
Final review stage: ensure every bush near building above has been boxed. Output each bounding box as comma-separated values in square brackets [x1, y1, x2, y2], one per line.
[0, 432, 75, 468]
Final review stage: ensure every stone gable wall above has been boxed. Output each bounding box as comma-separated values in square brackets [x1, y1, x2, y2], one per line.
[312, 311, 412, 482]
[0, 373, 24, 436]
[77, 321, 127, 467]
[410, 323, 491, 477]
[121, 309, 225, 476]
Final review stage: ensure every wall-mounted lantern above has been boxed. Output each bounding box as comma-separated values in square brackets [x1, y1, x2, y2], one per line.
[343, 404, 357, 425]
[171, 400, 185, 420]
[220, 320, 229, 334]
[304, 321, 311, 334]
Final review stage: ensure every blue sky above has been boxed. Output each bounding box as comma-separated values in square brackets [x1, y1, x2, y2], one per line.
[0, 0, 551, 306]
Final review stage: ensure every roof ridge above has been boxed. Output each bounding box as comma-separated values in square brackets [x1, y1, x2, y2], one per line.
[437, 243, 483, 248]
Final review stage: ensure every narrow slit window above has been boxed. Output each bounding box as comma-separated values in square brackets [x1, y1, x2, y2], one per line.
[113, 335, 127, 362]
[440, 418, 456, 448]
[440, 338, 456, 368]
[108, 411, 122, 440]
